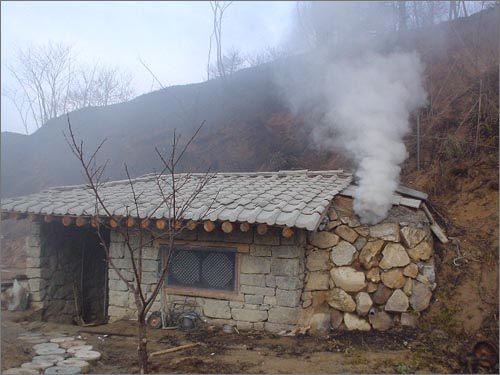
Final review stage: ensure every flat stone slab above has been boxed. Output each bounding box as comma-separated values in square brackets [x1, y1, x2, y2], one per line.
[33, 343, 59, 351]
[73, 350, 101, 362]
[33, 355, 66, 364]
[67, 345, 93, 354]
[35, 347, 67, 356]
[21, 361, 53, 371]
[50, 337, 75, 344]
[4, 368, 39, 374]
[45, 365, 81, 374]
[57, 359, 90, 374]
[60, 340, 87, 349]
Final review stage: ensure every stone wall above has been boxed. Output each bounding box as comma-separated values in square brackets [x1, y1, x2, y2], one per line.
[107, 225, 307, 332]
[300, 197, 435, 334]
[25, 222, 107, 324]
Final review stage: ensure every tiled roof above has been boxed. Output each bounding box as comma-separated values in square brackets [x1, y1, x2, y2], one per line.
[1, 170, 352, 231]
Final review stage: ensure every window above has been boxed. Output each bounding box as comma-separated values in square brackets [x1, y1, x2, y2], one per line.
[161, 245, 237, 292]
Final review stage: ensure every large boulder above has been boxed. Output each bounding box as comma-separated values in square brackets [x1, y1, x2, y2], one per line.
[407, 241, 433, 261]
[343, 313, 371, 331]
[359, 240, 385, 269]
[372, 284, 392, 305]
[355, 292, 373, 316]
[334, 225, 359, 243]
[330, 267, 366, 292]
[310, 232, 340, 249]
[410, 281, 432, 311]
[368, 308, 393, 331]
[380, 268, 406, 289]
[330, 241, 357, 266]
[327, 288, 356, 312]
[403, 263, 419, 278]
[379, 243, 410, 269]
[400, 227, 427, 248]
[385, 289, 409, 312]
[369, 223, 400, 242]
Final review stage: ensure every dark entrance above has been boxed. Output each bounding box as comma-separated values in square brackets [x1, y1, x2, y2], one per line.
[78, 227, 109, 324]
[40, 222, 109, 324]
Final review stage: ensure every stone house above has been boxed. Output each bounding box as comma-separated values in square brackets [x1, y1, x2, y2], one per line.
[1, 170, 439, 333]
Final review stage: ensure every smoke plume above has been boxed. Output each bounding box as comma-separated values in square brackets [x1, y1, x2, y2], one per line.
[277, 3, 427, 224]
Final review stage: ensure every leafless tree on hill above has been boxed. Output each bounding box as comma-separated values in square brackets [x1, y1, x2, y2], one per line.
[66, 117, 214, 373]
[4, 42, 135, 134]
[207, 1, 233, 80]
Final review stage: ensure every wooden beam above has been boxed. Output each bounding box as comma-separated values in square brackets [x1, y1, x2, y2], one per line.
[140, 219, 151, 229]
[9, 212, 25, 221]
[186, 220, 198, 230]
[239, 222, 250, 232]
[156, 219, 167, 231]
[203, 220, 215, 232]
[76, 217, 87, 227]
[109, 218, 119, 228]
[44, 215, 54, 223]
[221, 221, 233, 233]
[127, 217, 136, 228]
[174, 220, 183, 230]
[62, 216, 73, 227]
[90, 217, 99, 228]
[256, 223, 268, 235]
[282, 227, 294, 238]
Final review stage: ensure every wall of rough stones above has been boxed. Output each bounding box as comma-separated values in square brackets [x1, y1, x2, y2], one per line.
[299, 197, 435, 334]
[25, 222, 107, 324]
[107, 225, 307, 332]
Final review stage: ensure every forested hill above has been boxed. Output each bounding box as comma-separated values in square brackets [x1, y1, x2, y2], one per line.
[1, 7, 498, 198]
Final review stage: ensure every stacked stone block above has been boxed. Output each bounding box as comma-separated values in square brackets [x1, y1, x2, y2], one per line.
[107, 231, 162, 320]
[301, 200, 435, 333]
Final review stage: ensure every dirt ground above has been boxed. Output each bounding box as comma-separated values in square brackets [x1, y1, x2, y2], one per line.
[1, 308, 494, 374]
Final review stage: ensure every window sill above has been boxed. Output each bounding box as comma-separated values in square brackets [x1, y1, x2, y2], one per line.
[164, 286, 244, 302]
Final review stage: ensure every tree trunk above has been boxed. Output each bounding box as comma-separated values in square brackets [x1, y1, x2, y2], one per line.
[138, 312, 148, 374]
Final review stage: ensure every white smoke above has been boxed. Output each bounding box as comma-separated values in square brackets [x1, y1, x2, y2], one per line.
[319, 51, 427, 224]
[276, 3, 427, 224]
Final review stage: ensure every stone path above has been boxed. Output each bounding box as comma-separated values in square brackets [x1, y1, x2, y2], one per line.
[4, 333, 100, 374]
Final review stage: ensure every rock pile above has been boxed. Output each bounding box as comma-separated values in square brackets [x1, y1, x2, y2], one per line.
[302, 200, 435, 333]
[5, 333, 98, 374]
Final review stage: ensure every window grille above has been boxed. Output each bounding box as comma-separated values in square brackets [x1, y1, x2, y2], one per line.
[161, 245, 236, 292]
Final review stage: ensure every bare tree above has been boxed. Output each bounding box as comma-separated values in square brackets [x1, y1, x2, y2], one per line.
[5, 42, 73, 130]
[65, 117, 214, 373]
[68, 64, 134, 108]
[245, 46, 290, 67]
[4, 43, 135, 134]
[207, 1, 233, 80]
[208, 47, 246, 78]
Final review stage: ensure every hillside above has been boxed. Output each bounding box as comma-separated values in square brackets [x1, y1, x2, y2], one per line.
[1, 6, 498, 366]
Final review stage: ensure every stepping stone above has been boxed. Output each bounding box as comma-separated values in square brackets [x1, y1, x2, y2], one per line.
[21, 360, 53, 371]
[45, 366, 81, 374]
[67, 345, 93, 354]
[50, 337, 75, 344]
[18, 333, 43, 340]
[4, 368, 39, 374]
[33, 343, 59, 351]
[23, 337, 49, 344]
[35, 347, 66, 356]
[32, 355, 66, 364]
[60, 340, 86, 349]
[57, 359, 90, 374]
[73, 350, 101, 362]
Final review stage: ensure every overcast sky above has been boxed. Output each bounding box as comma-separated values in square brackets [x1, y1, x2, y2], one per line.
[1, 1, 295, 134]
